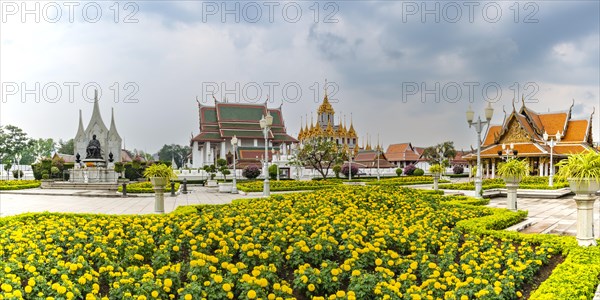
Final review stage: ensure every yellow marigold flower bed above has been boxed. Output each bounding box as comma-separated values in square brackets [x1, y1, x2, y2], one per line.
[0, 186, 554, 299]
[0, 180, 41, 190]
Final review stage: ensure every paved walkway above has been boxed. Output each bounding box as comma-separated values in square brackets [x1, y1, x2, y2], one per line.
[1, 186, 599, 238]
[0, 186, 254, 216]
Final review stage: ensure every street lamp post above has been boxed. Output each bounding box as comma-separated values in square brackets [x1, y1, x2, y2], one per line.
[231, 135, 239, 194]
[14, 153, 22, 180]
[466, 103, 494, 199]
[348, 146, 354, 181]
[497, 143, 518, 161]
[543, 131, 561, 187]
[260, 112, 273, 197]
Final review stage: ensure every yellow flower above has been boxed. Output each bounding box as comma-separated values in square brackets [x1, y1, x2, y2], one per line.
[308, 284, 315, 292]
[222, 283, 231, 292]
[184, 295, 192, 300]
[164, 278, 173, 287]
[247, 290, 257, 299]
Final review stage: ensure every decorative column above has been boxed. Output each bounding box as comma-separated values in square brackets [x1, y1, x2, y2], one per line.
[491, 160, 496, 179]
[570, 179, 598, 247]
[506, 180, 518, 211]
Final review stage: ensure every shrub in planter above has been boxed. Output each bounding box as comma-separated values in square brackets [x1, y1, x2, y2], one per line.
[12, 169, 24, 179]
[396, 168, 403, 177]
[497, 158, 529, 182]
[429, 164, 443, 175]
[453, 165, 464, 175]
[50, 166, 60, 177]
[41, 173, 49, 180]
[203, 164, 217, 180]
[413, 168, 425, 176]
[403, 164, 416, 176]
[341, 165, 358, 178]
[143, 163, 177, 185]
[556, 150, 600, 183]
[217, 158, 231, 181]
[243, 165, 261, 179]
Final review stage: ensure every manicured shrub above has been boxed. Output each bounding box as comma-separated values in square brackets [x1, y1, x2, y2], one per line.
[268, 164, 278, 180]
[396, 168, 403, 177]
[12, 170, 24, 179]
[413, 168, 425, 176]
[453, 165, 464, 175]
[333, 165, 342, 178]
[41, 173, 49, 179]
[341, 165, 358, 178]
[243, 165, 261, 179]
[403, 164, 416, 175]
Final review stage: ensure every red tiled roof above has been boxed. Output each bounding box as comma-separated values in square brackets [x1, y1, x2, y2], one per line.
[483, 125, 502, 146]
[553, 144, 590, 155]
[538, 112, 568, 136]
[385, 143, 420, 161]
[562, 120, 588, 142]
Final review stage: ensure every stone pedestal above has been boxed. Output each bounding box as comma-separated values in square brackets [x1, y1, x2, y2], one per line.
[150, 177, 167, 214]
[506, 183, 518, 211]
[568, 179, 599, 247]
[433, 174, 439, 191]
[574, 194, 597, 247]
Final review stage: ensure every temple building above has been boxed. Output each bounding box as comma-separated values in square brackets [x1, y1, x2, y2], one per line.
[298, 90, 359, 155]
[73, 91, 122, 163]
[190, 99, 297, 168]
[465, 101, 596, 177]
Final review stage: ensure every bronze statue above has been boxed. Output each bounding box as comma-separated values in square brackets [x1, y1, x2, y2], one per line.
[86, 134, 102, 159]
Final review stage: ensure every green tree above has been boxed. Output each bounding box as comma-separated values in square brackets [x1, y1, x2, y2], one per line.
[0, 125, 32, 169]
[57, 139, 74, 155]
[29, 138, 56, 161]
[217, 158, 231, 181]
[421, 141, 456, 166]
[294, 138, 343, 179]
[157, 144, 191, 168]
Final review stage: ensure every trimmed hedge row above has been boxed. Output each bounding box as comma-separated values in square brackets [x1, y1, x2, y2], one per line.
[117, 181, 181, 193]
[0, 180, 41, 190]
[444, 194, 600, 299]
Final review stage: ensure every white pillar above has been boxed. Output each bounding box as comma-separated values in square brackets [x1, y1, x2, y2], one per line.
[538, 161, 543, 176]
[491, 160, 495, 179]
[205, 141, 211, 163]
[574, 194, 597, 246]
[220, 141, 226, 159]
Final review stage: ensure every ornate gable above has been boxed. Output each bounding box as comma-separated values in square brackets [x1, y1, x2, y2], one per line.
[498, 117, 532, 144]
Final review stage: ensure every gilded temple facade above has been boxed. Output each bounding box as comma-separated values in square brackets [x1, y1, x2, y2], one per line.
[465, 101, 596, 178]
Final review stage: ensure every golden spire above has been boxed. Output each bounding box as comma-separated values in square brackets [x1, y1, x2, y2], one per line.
[314, 118, 323, 137]
[336, 115, 345, 137]
[317, 79, 335, 115]
[366, 133, 372, 151]
[298, 116, 304, 140]
[326, 119, 335, 137]
[348, 113, 357, 138]
[309, 113, 315, 138]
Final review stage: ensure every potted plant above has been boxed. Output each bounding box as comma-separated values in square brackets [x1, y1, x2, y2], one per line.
[556, 150, 600, 246]
[429, 164, 443, 191]
[216, 159, 232, 193]
[497, 158, 529, 211]
[203, 164, 218, 187]
[497, 158, 529, 183]
[143, 163, 177, 213]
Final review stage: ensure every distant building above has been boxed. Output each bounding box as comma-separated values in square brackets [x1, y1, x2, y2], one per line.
[353, 147, 395, 169]
[464, 101, 596, 177]
[298, 89, 359, 155]
[73, 91, 122, 163]
[385, 143, 423, 168]
[190, 99, 297, 168]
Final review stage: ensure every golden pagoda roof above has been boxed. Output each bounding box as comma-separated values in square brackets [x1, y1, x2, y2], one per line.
[326, 120, 335, 136]
[318, 94, 335, 115]
[348, 121, 357, 138]
[314, 120, 323, 136]
[336, 117, 347, 137]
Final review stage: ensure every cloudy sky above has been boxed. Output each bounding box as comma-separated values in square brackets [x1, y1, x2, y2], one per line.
[1, 1, 599, 153]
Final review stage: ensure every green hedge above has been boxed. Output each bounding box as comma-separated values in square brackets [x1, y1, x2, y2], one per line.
[118, 181, 180, 193]
[444, 193, 600, 300]
[439, 177, 570, 190]
[0, 180, 41, 190]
